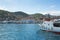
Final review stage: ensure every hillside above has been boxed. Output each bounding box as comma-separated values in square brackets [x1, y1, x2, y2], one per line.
[0, 10, 57, 21]
[13, 11, 29, 17]
[0, 10, 29, 21]
[31, 13, 44, 19]
[0, 10, 16, 21]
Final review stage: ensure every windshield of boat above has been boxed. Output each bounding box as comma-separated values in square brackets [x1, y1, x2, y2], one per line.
[53, 20, 60, 27]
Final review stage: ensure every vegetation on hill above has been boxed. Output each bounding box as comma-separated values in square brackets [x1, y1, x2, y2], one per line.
[0, 10, 29, 21]
[0, 10, 15, 21]
[31, 13, 44, 19]
[0, 10, 55, 21]
[13, 11, 29, 18]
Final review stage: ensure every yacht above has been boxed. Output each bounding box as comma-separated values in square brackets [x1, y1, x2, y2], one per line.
[39, 18, 60, 34]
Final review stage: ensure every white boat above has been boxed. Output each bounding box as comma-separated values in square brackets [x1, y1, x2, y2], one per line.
[39, 18, 60, 34]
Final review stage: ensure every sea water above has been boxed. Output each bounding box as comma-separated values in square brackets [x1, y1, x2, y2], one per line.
[0, 24, 60, 40]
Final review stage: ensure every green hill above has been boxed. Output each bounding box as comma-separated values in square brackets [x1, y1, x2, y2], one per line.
[0, 10, 29, 21]
[0, 10, 46, 21]
[31, 13, 44, 19]
[13, 11, 29, 17]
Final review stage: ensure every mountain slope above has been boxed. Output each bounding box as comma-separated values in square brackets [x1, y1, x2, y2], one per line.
[0, 10, 29, 21]
[13, 11, 29, 17]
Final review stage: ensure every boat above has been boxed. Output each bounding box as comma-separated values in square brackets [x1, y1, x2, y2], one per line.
[39, 18, 60, 34]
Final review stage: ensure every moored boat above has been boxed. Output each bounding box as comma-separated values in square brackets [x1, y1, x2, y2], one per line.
[39, 18, 60, 34]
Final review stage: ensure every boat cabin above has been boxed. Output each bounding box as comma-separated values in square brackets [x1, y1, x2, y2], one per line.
[53, 19, 60, 27]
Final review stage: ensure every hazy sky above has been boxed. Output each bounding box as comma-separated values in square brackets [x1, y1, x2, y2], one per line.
[0, 0, 60, 15]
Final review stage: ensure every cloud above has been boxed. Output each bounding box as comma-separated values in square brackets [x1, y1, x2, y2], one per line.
[0, 0, 18, 12]
[41, 10, 60, 16]
[0, 6, 7, 10]
[0, 6, 14, 11]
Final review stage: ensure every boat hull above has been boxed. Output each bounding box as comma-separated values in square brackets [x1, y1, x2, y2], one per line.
[39, 24, 60, 34]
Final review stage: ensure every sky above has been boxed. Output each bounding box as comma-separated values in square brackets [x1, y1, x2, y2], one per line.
[0, 0, 60, 15]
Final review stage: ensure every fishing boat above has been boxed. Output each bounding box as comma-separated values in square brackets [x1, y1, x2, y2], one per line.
[39, 18, 60, 34]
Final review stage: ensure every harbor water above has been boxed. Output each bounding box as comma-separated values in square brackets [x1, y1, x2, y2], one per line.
[0, 24, 60, 40]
